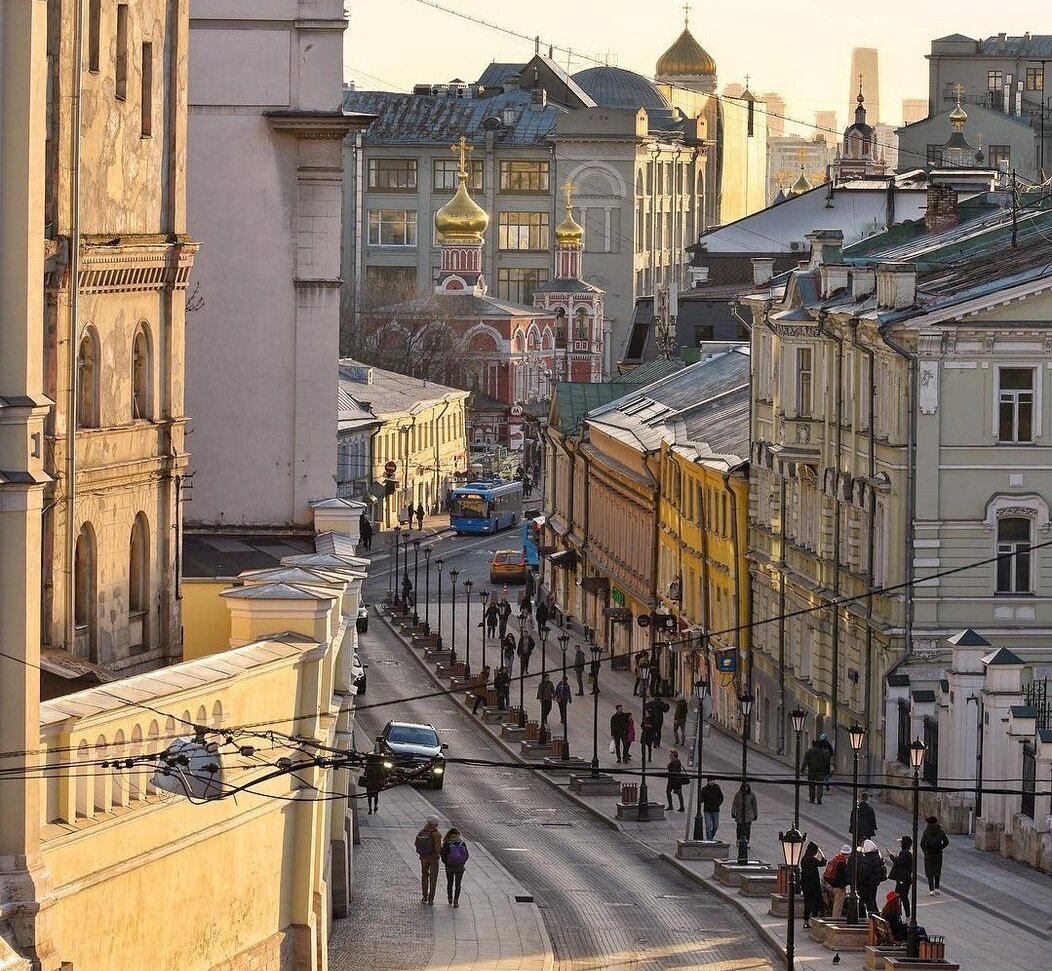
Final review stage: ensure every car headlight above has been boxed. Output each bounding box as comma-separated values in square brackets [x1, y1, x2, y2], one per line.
[432, 766, 444, 775]
[383, 761, 394, 770]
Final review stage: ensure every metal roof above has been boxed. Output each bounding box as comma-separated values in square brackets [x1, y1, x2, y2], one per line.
[338, 359, 468, 418]
[978, 34, 1052, 58]
[183, 533, 316, 579]
[573, 66, 671, 112]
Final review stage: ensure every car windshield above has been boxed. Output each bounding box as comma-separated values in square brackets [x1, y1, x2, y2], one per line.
[450, 495, 489, 519]
[388, 725, 439, 747]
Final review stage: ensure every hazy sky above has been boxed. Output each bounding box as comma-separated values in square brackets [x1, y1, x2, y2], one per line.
[345, 1, 1045, 134]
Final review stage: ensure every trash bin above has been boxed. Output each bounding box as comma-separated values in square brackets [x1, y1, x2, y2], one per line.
[919, 937, 945, 961]
[776, 864, 791, 895]
[620, 783, 639, 804]
[524, 721, 539, 742]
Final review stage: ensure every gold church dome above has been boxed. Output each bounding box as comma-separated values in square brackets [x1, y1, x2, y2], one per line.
[555, 181, 584, 247]
[949, 101, 968, 127]
[788, 167, 812, 197]
[656, 21, 716, 78]
[435, 174, 488, 242]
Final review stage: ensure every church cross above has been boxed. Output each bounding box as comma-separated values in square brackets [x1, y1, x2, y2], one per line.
[954, 81, 964, 104]
[682, 2, 691, 27]
[744, 73, 751, 91]
[449, 135, 473, 177]
[563, 180, 575, 210]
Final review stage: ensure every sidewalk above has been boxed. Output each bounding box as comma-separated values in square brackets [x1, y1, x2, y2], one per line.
[329, 774, 553, 971]
[390, 594, 1052, 971]
[359, 514, 453, 563]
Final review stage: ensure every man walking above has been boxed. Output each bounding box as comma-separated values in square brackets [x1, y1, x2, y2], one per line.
[537, 673, 554, 726]
[471, 665, 491, 715]
[494, 665, 511, 711]
[610, 704, 630, 764]
[518, 630, 535, 675]
[415, 502, 425, 530]
[732, 782, 758, 849]
[414, 815, 442, 905]
[851, 792, 878, 841]
[700, 777, 724, 840]
[358, 514, 373, 552]
[645, 695, 670, 748]
[554, 675, 573, 726]
[801, 739, 832, 804]
[573, 645, 586, 695]
[497, 596, 512, 639]
[672, 695, 688, 745]
[816, 732, 834, 792]
[535, 599, 549, 630]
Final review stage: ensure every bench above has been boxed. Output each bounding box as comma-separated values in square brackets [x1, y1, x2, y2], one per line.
[867, 915, 896, 948]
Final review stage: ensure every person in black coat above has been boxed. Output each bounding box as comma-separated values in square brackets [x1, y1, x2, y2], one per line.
[665, 750, 688, 811]
[799, 841, 827, 927]
[361, 753, 387, 815]
[920, 815, 950, 893]
[645, 697, 670, 747]
[857, 839, 887, 918]
[886, 835, 913, 917]
[850, 792, 878, 841]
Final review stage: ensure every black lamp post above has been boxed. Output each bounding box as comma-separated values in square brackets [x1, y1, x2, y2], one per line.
[846, 722, 867, 925]
[589, 643, 602, 777]
[517, 615, 527, 728]
[638, 658, 652, 821]
[388, 528, 396, 601]
[691, 677, 709, 841]
[737, 692, 754, 863]
[479, 590, 490, 671]
[392, 526, 401, 607]
[558, 632, 570, 760]
[424, 546, 432, 629]
[538, 624, 550, 744]
[790, 708, 806, 828]
[435, 557, 444, 649]
[780, 826, 806, 971]
[412, 538, 421, 625]
[448, 567, 459, 667]
[463, 578, 474, 678]
[906, 738, 927, 958]
[401, 526, 411, 609]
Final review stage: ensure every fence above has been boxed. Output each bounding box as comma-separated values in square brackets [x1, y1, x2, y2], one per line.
[1022, 741, 1036, 820]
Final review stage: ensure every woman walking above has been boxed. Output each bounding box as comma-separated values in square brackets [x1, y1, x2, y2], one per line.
[920, 815, 949, 894]
[361, 753, 386, 815]
[665, 749, 687, 811]
[624, 713, 636, 761]
[886, 835, 914, 917]
[440, 827, 470, 907]
[799, 841, 827, 928]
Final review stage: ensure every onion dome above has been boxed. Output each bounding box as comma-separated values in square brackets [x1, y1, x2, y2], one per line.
[788, 166, 812, 197]
[949, 101, 968, 129]
[555, 181, 584, 247]
[435, 169, 488, 242]
[656, 13, 716, 78]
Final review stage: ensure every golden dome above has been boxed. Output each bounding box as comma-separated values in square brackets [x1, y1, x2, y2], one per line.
[949, 101, 968, 129]
[788, 167, 812, 197]
[435, 171, 488, 242]
[656, 26, 716, 78]
[555, 181, 584, 247]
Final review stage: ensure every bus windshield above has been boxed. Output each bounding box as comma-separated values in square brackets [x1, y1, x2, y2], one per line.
[451, 495, 489, 519]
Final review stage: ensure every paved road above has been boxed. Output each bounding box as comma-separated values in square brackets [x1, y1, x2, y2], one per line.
[352, 529, 778, 971]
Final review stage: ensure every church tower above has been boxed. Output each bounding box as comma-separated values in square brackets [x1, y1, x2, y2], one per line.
[831, 76, 886, 182]
[941, 86, 976, 168]
[434, 136, 489, 296]
[655, 4, 717, 94]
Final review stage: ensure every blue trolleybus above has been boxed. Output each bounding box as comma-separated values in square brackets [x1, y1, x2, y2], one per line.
[449, 479, 524, 534]
[521, 515, 543, 568]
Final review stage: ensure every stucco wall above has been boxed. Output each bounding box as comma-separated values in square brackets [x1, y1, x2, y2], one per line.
[182, 578, 233, 659]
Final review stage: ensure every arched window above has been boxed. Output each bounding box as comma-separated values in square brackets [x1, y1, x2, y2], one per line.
[77, 328, 100, 428]
[129, 513, 150, 651]
[132, 325, 152, 420]
[574, 306, 589, 341]
[74, 523, 97, 661]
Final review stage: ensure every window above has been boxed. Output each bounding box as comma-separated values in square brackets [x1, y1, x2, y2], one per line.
[796, 346, 813, 417]
[74, 523, 97, 661]
[998, 367, 1034, 442]
[925, 144, 944, 167]
[77, 329, 100, 428]
[498, 211, 549, 250]
[1026, 67, 1044, 91]
[988, 144, 1011, 169]
[140, 43, 153, 136]
[367, 209, 418, 246]
[997, 517, 1032, 594]
[496, 267, 548, 303]
[88, 0, 101, 73]
[115, 4, 128, 100]
[129, 514, 150, 651]
[574, 307, 588, 340]
[433, 158, 483, 191]
[368, 158, 417, 191]
[132, 326, 152, 419]
[499, 160, 550, 192]
[694, 325, 714, 343]
[987, 70, 1003, 91]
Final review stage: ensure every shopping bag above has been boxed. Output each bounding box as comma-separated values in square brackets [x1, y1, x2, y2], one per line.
[608, 738, 616, 754]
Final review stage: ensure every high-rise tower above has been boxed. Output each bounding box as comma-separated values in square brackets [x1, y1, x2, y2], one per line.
[848, 47, 880, 124]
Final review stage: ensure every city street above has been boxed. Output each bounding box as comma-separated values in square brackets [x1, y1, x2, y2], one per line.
[333, 525, 779, 971]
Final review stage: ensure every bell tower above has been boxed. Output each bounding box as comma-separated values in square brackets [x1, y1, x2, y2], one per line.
[434, 136, 488, 296]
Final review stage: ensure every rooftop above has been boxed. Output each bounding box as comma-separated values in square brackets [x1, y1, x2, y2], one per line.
[338, 359, 468, 418]
[183, 533, 316, 579]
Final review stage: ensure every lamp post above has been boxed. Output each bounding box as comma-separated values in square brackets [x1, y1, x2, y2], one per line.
[517, 615, 527, 728]
[906, 739, 927, 958]
[448, 568, 459, 667]
[479, 590, 490, 671]
[401, 526, 411, 610]
[736, 693, 754, 863]
[388, 528, 395, 601]
[538, 624, 550, 744]
[691, 678, 709, 841]
[780, 826, 806, 971]
[411, 538, 421, 625]
[846, 722, 867, 925]
[463, 578, 474, 678]
[589, 643, 602, 777]
[424, 546, 432, 629]
[435, 558, 444, 649]
[392, 526, 401, 607]
[790, 708, 807, 828]
[558, 632, 570, 760]
[638, 658, 652, 821]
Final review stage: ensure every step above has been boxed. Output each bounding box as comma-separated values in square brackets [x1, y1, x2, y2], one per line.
[739, 872, 779, 897]
[423, 649, 452, 664]
[569, 773, 620, 796]
[712, 859, 772, 888]
[676, 840, 730, 861]
[615, 801, 666, 821]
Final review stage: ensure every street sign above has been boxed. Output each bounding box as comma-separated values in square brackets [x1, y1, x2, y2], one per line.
[637, 615, 651, 628]
[383, 460, 397, 476]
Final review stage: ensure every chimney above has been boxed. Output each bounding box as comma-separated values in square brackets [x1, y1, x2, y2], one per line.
[925, 182, 959, 233]
[850, 268, 876, 299]
[530, 88, 547, 109]
[310, 497, 364, 548]
[221, 582, 341, 650]
[806, 229, 844, 268]
[751, 257, 775, 286]
[876, 263, 917, 310]
[819, 263, 849, 298]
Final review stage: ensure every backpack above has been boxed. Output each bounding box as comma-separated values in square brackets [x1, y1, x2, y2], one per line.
[446, 841, 468, 867]
[415, 831, 435, 856]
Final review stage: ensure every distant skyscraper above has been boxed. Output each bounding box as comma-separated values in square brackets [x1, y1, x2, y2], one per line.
[723, 81, 745, 98]
[848, 47, 879, 124]
[902, 98, 927, 126]
[765, 92, 787, 138]
[815, 109, 838, 147]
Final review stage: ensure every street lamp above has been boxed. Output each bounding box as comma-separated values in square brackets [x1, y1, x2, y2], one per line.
[424, 546, 432, 629]
[538, 624, 551, 744]
[736, 692, 754, 863]
[448, 567, 459, 667]
[846, 722, 867, 925]
[906, 739, 927, 958]
[517, 615, 527, 728]
[790, 708, 807, 828]
[411, 538, 421, 625]
[463, 578, 474, 679]
[558, 632, 570, 760]
[780, 826, 806, 971]
[435, 558, 444, 649]
[387, 527, 396, 601]
[479, 590, 491, 671]
[401, 526, 411, 609]
[589, 643, 602, 777]
[691, 678, 709, 841]
[638, 659, 652, 820]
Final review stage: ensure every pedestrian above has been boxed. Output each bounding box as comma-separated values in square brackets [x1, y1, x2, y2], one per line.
[801, 740, 832, 804]
[731, 782, 758, 848]
[665, 749, 687, 811]
[573, 645, 586, 695]
[700, 776, 724, 840]
[358, 514, 373, 552]
[850, 791, 878, 841]
[645, 696, 670, 747]
[824, 844, 851, 919]
[485, 600, 499, 638]
[519, 591, 533, 622]
[440, 827, 469, 907]
[625, 712, 636, 760]
[501, 632, 516, 670]
[361, 752, 386, 815]
[632, 651, 648, 696]
[471, 665, 491, 715]
[497, 597, 512, 639]
[800, 841, 827, 927]
[404, 503, 414, 525]
[414, 815, 442, 905]
[920, 815, 949, 894]
[517, 631, 535, 675]
[815, 733, 834, 791]
[886, 835, 913, 917]
[640, 711, 654, 762]
[524, 569, 535, 600]
[535, 599, 549, 629]
[494, 665, 511, 711]
[401, 573, 413, 609]
[415, 503, 425, 530]
[537, 673, 554, 725]
[610, 704, 629, 763]
[672, 695, 688, 745]
[554, 675, 572, 724]
[857, 838, 886, 918]
[880, 891, 919, 944]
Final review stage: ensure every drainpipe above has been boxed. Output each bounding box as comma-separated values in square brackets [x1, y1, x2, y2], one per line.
[776, 476, 787, 754]
[432, 397, 452, 513]
[697, 460, 712, 701]
[723, 468, 744, 701]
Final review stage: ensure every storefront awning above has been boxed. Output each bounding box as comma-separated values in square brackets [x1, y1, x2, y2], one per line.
[581, 576, 609, 593]
[548, 549, 578, 569]
[602, 607, 633, 624]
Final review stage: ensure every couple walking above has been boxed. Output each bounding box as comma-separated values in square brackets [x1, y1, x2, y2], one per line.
[415, 815, 470, 907]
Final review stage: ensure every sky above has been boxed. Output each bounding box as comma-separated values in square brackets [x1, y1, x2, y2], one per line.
[344, 0, 1045, 135]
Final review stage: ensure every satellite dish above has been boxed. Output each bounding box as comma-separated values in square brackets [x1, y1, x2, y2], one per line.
[150, 737, 224, 800]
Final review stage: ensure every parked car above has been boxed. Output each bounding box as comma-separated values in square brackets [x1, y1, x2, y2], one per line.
[375, 721, 447, 789]
[490, 549, 528, 584]
[352, 652, 367, 695]
[356, 600, 369, 634]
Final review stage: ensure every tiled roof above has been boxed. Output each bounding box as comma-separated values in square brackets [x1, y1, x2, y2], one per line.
[338, 359, 468, 418]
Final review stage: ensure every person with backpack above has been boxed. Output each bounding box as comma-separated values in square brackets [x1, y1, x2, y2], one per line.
[537, 673, 554, 725]
[800, 841, 827, 927]
[415, 815, 442, 905]
[824, 844, 851, 918]
[700, 777, 724, 839]
[361, 752, 387, 815]
[732, 782, 758, 848]
[665, 749, 688, 812]
[535, 599, 549, 630]
[815, 733, 834, 791]
[801, 740, 832, 804]
[440, 827, 469, 907]
[920, 815, 950, 894]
